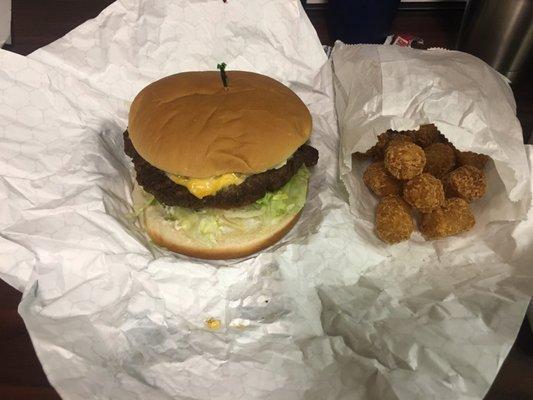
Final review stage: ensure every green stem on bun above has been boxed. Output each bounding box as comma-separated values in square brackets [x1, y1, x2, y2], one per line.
[217, 62, 228, 88]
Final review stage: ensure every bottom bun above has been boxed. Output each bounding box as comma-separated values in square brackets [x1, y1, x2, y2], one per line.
[139, 202, 302, 260]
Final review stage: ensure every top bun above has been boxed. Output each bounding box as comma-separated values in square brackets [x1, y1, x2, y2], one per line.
[128, 71, 312, 178]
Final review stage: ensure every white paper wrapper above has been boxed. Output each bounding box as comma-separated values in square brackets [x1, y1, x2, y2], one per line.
[0, 3, 532, 400]
[333, 43, 531, 223]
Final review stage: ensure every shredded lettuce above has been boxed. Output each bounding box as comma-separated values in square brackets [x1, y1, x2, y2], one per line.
[133, 193, 156, 217]
[151, 166, 310, 245]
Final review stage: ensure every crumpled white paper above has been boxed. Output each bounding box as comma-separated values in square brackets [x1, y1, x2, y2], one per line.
[0, 2, 532, 400]
[333, 43, 531, 224]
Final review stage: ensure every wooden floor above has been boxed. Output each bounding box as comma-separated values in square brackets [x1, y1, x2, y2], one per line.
[1, 2, 532, 400]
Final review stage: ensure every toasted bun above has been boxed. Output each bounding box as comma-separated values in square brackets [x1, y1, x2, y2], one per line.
[128, 71, 312, 178]
[139, 204, 301, 260]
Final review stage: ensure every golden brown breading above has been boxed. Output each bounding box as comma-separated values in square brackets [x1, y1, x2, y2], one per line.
[440, 175, 451, 196]
[403, 173, 445, 213]
[384, 142, 426, 180]
[423, 143, 456, 178]
[420, 198, 475, 239]
[442, 165, 486, 202]
[363, 161, 402, 197]
[385, 134, 414, 152]
[456, 150, 490, 171]
[355, 130, 416, 160]
[372, 131, 414, 159]
[376, 195, 414, 244]
[412, 124, 440, 147]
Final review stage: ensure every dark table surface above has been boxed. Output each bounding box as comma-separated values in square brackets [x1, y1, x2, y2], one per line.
[1, 2, 532, 399]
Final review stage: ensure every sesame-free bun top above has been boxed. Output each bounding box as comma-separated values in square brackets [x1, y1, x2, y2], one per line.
[128, 71, 312, 178]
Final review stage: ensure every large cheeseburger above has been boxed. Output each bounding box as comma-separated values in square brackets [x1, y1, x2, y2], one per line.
[124, 70, 318, 259]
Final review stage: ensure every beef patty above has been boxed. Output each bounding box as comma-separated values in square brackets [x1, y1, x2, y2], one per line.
[123, 130, 318, 209]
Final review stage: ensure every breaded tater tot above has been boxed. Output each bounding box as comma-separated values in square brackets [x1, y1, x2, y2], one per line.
[376, 195, 414, 244]
[385, 134, 414, 153]
[424, 143, 456, 178]
[356, 130, 415, 160]
[384, 142, 426, 180]
[363, 162, 402, 197]
[420, 198, 475, 239]
[442, 165, 486, 202]
[403, 173, 445, 213]
[412, 124, 440, 147]
[455, 150, 490, 171]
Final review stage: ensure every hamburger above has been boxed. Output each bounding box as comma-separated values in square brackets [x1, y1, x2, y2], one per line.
[124, 70, 318, 259]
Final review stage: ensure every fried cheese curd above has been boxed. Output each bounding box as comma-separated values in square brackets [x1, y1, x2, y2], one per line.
[403, 173, 445, 213]
[442, 165, 486, 202]
[456, 150, 490, 170]
[363, 161, 402, 197]
[420, 198, 475, 239]
[376, 195, 414, 244]
[384, 142, 426, 180]
[424, 142, 456, 178]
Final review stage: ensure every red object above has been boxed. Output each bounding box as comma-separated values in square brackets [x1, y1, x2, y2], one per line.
[389, 34, 424, 47]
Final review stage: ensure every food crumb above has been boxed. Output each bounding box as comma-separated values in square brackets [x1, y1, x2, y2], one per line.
[205, 317, 221, 331]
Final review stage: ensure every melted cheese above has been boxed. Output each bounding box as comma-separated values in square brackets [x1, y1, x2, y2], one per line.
[167, 172, 246, 199]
